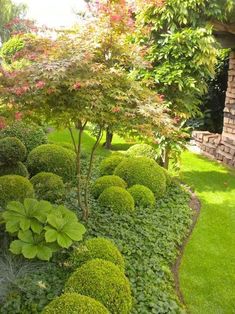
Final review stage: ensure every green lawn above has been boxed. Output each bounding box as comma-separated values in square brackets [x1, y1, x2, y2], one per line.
[179, 151, 235, 314]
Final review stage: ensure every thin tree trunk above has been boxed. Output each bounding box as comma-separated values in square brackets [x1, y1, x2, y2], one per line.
[103, 127, 113, 149]
[163, 147, 170, 169]
[83, 127, 103, 220]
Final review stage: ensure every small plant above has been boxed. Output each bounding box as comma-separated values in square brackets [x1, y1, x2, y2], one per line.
[126, 144, 157, 160]
[0, 175, 34, 208]
[27, 144, 76, 182]
[70, 237, 125, 271]
[92, 175, 127, 199]
[128, 185, 156, 208]
[0, 162, 28, 177]
[98, 186, 135, 213]
[30, 172, 65, 202]
[0, 137, 27, 164]
[99, 154, 125, 176]
[65, 259, 132, 314]
[42, 293, 109, 314]
[2, 198, 86, 260]
[114, 157, 166, 198]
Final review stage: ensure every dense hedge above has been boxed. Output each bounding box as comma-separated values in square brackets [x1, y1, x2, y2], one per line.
[0, 121, 47, 153]
[0, 162, 28, 177]
[0, 175, 34, 208]
[98, 186, 135, 213]
[65, 259, 132, 314]
[128, 184, 156, 208]
[99, 154, 125, 176]
[126, 144, 157, 160]
[114, 157, 166, 198]
[27, 144, 76, 182]
[70, 237, 125, 271]
[92, 175, 127, 199]
[0, 137, 27, 164]
[30, 172, 65, 202]
[42, 293, 109, 314]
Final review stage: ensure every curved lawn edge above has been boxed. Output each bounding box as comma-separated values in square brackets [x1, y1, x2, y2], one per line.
[172, 187, 201, 305]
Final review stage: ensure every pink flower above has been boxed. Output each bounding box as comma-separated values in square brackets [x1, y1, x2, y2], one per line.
[15, 112, 23, 121]
[36, 81, 46, 89]
[110, 14, 122, 22]
[0, 117, 6, 129]
[73, 82, 82, 90]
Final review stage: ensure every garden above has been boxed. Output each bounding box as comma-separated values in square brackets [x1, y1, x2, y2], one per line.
[0, 0, 235, 313]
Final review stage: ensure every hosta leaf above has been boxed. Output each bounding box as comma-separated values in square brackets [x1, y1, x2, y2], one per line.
[57, 233, 72, 248]
[63, 222, 86, 241]
[10, 240, 23, 255]
[36, 245, 53, 261]
[19, 217, 31, 231]
[7, 201, 25, 215]
[22, 244, 38, 259]
[45, 228, 58, 243]
[31, 219, 43, 234]
[18, 230, 34, 243]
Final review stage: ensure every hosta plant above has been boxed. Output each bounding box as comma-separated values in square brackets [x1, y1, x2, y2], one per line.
[2, 198, 86, 261]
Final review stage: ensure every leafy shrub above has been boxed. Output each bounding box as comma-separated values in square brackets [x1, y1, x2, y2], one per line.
[0, 175, 34, 208]
[30, 172, 65, 202]
[128, 185, 156, 208]
[162, 168, 172, 186]
[92, 175, 127, 199]
[2, 199, 86, 260]
[70, 237, 125, 271]
[98, 186, 135, 213]
[0, 137, 27, 164]
[0, 121, 47, 153]
[27, 144, 76, 182]
[65, 259, 132, 314]
[99, 154, 125, 176]
[114, 157, 166, 198]
[0, 35, 25, 64]
[42, 293, 109, 314]
[126, 144, 157, 160]
[0, 162, 28, 177]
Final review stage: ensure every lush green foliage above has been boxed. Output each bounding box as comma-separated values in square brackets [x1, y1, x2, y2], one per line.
[69, 237, 125, 271]
[98, 186, 135, 214]
[128, 184, 156, 208]
[27, 144, 76, 182]
[0, 121, 48, 153]
[99, 154, 125, 176]
[0, 34, 24, 64]
[3, 198, 86, 260]
[0, 161, 28, 177]
[126, 144, 157, 160]
[0, 175, 34, 208]
[87, 182, 192, 313]
[114, 157, 166, 197]
[162, 167, 172, 186]
[0, 137, 26, 164]
[65, 259, 132, 314]
[30, 172, 65, 203]
[179, 151, 235, 313]
[92, 175, 127, 199]
[42, 293, 109, 314]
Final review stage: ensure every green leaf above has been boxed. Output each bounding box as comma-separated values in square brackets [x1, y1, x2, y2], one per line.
[47, 214, 64, 230]
[45, 228, 58, 243]
[5, 220, 20, 233]
[36, 245, 53, 261]
[7, 201, 25, 215]
[22, 244, 38, 259]
[10, 240, 23, 255]
[63, 222, 86, 241]
[31, 219, 43, 234]
[57, 233, 72, 248]
[18, 230, 34, 243]
[19, 217, 31, 231]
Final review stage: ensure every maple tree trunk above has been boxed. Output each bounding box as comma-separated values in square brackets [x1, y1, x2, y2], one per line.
[83, 126, 103, 220]
[103, 127, 113, 149]
[163, 147, 170, 169]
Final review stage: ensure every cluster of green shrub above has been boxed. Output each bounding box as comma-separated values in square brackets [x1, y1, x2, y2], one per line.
[92, 144, 171, 212]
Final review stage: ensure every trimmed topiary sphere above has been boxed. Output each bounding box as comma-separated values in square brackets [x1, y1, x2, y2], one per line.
[92, 175, 127, 199]
[70, 237, 125, 271]
[162, 167, 172, 186]
[65, 259, 132, 314]
[0, 175, 34, 208]
[114, 157, 166, 198]
[42, 293, 109, 314]
[98, 186, 134, 213]
[99, 154, 125, 176]
[0, 137, 27, 164]
[0, 162, 28, 177]
[30, 172, 65, 202]
[126, 144, 157, 160]
[0, 121, 47, 153]
[27, 144, 76, 182]
[128, 185, 156, 208]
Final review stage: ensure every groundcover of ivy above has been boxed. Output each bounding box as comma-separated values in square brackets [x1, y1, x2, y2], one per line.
[86, 182, 192, 314]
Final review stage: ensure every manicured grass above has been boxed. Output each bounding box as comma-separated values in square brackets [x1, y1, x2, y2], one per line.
[179, 151, 235, 314]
